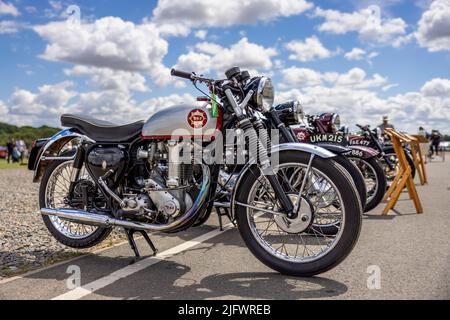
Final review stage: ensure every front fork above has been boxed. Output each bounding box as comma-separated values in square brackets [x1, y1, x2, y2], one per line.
[225, 89, 299, 219]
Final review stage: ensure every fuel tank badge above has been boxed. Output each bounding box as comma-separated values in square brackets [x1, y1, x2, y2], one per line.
[188, 109, 208, 129]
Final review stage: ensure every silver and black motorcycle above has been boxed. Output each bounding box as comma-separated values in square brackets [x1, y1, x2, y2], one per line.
[29, 67, 362, 277]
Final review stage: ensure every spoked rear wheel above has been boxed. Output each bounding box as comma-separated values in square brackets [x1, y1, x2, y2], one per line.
[40, 160, 111, 248]
[234, 151, 362, 277]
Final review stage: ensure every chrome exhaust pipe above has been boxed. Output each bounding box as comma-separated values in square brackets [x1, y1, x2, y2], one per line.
[41, 164, 211, 233]
[41, 208, 158, 232]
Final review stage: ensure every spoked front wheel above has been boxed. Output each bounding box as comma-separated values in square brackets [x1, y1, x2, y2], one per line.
[234, 151, 362, 277]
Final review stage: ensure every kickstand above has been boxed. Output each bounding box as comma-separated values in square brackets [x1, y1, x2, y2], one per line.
[215, 206, 236, 231]
[125, 228, 158, 261]
[217, 207, 224, 231]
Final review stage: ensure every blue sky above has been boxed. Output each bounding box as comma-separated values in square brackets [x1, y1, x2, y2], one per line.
[0, 0, 449, 133]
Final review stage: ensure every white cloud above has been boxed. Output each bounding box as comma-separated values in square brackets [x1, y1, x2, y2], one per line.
[281, 67, 387, 89]
[421, 78, 450, 96]
[335, 68, 387, 88]
[139, 94, 196, 116]
[416, 0, 450, 52]
[152, 0, 313, 33]
[64, 66, 149, 94]
[3, 80, 196, 127]
[175, 37, 277, 76]
[8, 82, 77, 122]
[278, 84, 450, 133]
[382, 83, 399, 92]
[0, 100, 8, 115]
[313, 6, 408, 46]
[34, 17, 171, 86]
[195, 29, 208, 40]
[0, 0, 20, 17]
[278, 66, 450, 133]
[0, 20, 22, 34]
[344, 48, 366, 60]
[281, 67, 323, 87]
[286, 36, 334, 62]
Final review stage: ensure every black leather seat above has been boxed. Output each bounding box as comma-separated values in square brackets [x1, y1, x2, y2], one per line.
[61, 114, 144, 143]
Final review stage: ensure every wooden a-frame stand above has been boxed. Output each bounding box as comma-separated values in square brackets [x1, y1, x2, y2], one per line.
[410, 134, 429, 185]
[382, 128, 423, 215]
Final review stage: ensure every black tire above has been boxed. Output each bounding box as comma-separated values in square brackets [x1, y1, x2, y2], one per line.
[39, 160, 112, 249]
[348, 157, 387, 212]
[333, 155, 367, 210]
[235, 151, 362, 277]
[383, 147, 416, 179]
[308, 155, 366, 236]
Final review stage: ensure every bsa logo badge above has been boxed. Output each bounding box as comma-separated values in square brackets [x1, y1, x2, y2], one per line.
[188, 109, 208, 129]
[296, 131, 306, 142]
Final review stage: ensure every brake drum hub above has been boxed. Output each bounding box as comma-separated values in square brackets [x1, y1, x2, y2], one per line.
[274, 194, 313, 234]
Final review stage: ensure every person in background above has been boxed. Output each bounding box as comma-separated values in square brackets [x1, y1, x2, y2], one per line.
[15, 139, 27, 165]
[429, 130, 442, 158]
[418, 126, 429, 138]
[418, 127, 431, 163]
[12, 145, 21, 163]
[6, 138, 14, 164]
[378, 116, 395, 140]
[378, 116, 395, 134]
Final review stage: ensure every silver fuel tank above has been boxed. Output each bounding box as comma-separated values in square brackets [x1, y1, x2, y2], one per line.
[142, 104, 221, 141]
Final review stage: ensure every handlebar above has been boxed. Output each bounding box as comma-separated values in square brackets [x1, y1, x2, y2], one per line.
[357, 124, 369, 131]
[170, 68, 216, 85]
[171, 69, 194, 80]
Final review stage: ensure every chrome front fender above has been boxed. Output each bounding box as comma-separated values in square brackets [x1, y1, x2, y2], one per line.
[33, 129, 95, 183]
[271, 143, 336, 159]
[229, 143, 336, 220]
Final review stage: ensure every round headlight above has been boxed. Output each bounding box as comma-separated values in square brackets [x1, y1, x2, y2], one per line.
[256, 77, 275, 112]
[331, 114, 341, 133]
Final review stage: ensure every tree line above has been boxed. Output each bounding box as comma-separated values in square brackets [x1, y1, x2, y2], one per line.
[0, 122, 60, 148]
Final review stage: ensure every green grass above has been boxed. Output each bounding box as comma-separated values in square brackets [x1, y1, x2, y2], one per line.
[0, 159, 28, 170]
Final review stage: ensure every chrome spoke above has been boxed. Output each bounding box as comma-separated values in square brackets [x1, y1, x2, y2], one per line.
[45, 161, 99, 240]
[246, 162, 345, 263]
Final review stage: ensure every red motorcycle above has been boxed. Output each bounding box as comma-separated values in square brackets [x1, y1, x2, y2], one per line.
[286, 111, 387, 212]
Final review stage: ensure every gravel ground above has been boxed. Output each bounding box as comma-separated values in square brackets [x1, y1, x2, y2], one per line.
[0, 169, 126, 280]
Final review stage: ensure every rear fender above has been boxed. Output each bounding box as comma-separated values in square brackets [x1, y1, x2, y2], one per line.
[32, 129, 94, 183]
[28, 139, 49, 171]
[314, 143, 351, 154]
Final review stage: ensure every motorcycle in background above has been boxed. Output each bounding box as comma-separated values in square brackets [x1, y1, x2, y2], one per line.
[211, 73, 366, 236]
[348, 125, 416, 184]
[279, 109, 387, 212]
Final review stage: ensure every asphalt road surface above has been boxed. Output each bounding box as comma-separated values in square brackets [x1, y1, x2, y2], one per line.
[1, 159, 449, 300]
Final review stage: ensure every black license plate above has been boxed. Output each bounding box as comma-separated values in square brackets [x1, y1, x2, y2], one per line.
[310, 134, 347, 145]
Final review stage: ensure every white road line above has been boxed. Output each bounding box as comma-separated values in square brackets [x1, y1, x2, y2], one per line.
[52, 224, 233, 300]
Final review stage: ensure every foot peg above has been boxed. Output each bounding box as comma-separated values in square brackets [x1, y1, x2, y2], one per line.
[125, 228, 158, 259]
